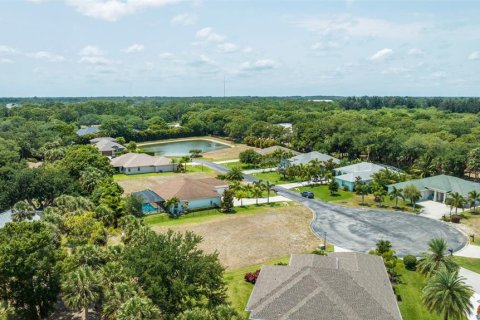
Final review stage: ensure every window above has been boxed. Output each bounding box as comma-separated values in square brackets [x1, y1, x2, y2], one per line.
[138, 167, 140, 171]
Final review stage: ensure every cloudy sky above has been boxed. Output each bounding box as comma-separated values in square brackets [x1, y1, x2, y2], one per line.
[0, 0, 479, 97]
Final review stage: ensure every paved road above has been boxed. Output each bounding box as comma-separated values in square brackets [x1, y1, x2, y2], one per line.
[196, 159, 467, 256]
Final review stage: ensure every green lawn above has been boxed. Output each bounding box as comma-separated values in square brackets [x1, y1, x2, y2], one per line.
[224, 162, 259, 170]
[144, 202, 289, 227]
[224, 256, 291, 318]
[395, 262, 442, 320]
[113, 164, 213, 181]
[250, 171, 302, 184]
[454, 256, 480, 273]
[296, 184, 354, 202]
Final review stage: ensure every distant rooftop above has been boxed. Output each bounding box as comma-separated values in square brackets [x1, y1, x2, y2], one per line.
[335, 162, 399, 182]
[111, 152, 171, 168]
[288, 151, 340, 165]
[76, 125, 100, 136]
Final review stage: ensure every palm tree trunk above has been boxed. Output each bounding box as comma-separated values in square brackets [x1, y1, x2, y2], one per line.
[395, 197, 398, 208]
[83, 308, 88, 320]
[267, 190, 270, 203]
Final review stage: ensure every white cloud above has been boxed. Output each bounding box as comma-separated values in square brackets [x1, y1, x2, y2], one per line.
[431, 71, 447, 79]
[29, 51, 65, 62]
[468, 51, 480, 60]
[311, 41, 340, 51]
[65, 0, 183, 22]
[292, 15, 425, 40]
[370, 48, 393, 61]
[79, 45, 104, 56]
[217, 42, 238, 53]
[0, 58, 14, 64]
[124, 44, 144, 53]
[79, 56, 114, 65]
[239, 59, 277, 72]
[408, 48, 424, 55]
[159, 52, 174, 59]
[171, 13, 196, 26]
[196, 27, 225, 42]
[0, 45, 17, 55]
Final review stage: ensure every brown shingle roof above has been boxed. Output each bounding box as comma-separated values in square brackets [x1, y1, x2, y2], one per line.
[111, 152, 172, 168]
[152, 178, 224, 201]
[246, 253, 402, 320]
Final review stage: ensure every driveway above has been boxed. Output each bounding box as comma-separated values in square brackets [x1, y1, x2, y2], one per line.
[418, 200, 452, 220]
[196, 160, 467, 256]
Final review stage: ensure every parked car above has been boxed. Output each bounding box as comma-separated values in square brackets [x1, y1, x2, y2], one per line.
[301, 191, 314, 199]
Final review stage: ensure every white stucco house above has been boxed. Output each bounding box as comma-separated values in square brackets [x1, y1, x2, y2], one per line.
[111, 152, 177, 174]
[334, 162, 399, 191]
[152, 178, 228, 214]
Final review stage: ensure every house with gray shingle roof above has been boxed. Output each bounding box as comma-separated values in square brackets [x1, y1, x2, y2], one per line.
[388, 174, 480, 203]
[334, 162, 400, 191]
[76, 125, 100, 136]
[111, 152, 177, 174]
[246, 253, 402, 320]
[92, 138, 125, 156]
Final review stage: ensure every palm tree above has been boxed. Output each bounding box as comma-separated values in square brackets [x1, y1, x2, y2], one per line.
[116, 296, 160, 320]
[252, 181, 265, 205]
[242, 183, 253, 199]
[102, 282, 137, 320]
[422, 269, 473, 320]
[225, 167, 244, 181]
[446, 192, 465, 218]
[263, 181, 275, 203]
[62, 266, 100, 320]
[403, 184, 421, 211]
[180, 155, 190, 172]
[164, 197, 181, 216]
[388, 186, 404, 209]
[234, 189, 247, 207]
[412, 155, 437, 178]
[417, 237, 459, 277]
[468, 190, 479, 214]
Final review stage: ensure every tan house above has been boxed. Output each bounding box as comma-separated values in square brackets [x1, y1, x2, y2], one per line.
[111, 152, 177, 174]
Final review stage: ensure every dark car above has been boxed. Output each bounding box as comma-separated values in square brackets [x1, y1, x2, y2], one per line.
[301, 191, 314, 199]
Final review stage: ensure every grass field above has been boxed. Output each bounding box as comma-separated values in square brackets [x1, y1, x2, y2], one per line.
[454, 256, 480, 273]
[394, 262, 442, 320]
[460, 210, 480, 245]
[144, 202, 287, 226]
[250, 171, 303, 184]
[296, 184, 354, 202]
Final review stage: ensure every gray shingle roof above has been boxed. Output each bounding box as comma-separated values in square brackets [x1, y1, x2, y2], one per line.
[288, 151, 340, 165]
[94, 139, 125, 152]
[246, 253, 402, 320]
[334, 162, 400, 183]
[388, 174, 480, 197]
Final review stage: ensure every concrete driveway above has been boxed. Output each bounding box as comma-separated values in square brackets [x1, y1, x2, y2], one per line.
[196, 159, 467, 256]
[418, 200, 452, 220]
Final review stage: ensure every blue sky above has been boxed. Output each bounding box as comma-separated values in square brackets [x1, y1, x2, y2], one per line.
[0, 0, 479, 97]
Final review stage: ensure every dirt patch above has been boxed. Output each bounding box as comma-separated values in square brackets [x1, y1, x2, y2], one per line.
[117, 172, 216, 194]
[151, 204, 320, 270]
[203, 143, 260, 161]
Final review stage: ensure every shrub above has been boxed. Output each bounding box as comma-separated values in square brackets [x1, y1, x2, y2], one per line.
[343, 185, 349, 192]
[403, 255, 417, 270]
[244, 270, 260, 284]
[311, 249, 327, 256]
[274, 262, 288, 266]
[451, 215, 461, 223]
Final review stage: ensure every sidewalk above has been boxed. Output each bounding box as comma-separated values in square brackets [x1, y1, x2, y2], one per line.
[214, 159, 239, 164]
[277, 181, 313, 189]
[233, 196, 292, 207]
[243, 167, 276, 174]
[459, 268, 480, 320]
[455, 244, 480, 258]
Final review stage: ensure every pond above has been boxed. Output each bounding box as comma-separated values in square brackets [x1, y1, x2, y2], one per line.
[0, 210, 40, 228]
[142, 139, 229, 156]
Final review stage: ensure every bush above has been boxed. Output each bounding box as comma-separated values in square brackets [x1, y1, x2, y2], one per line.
[403, 255, 417, 270]
[343, 185, 349, 192]
[451, 215, 461, 223]
[274, 262, 288, 266]
[244, 270, 260, 284]
[311, 249, 327, 256]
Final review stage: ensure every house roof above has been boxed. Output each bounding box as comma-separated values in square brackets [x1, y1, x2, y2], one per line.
[132, 189, 165, 204]
[76, 126, 100, 136]
[152, 178, 225, 201]
[90, 137, 117, 144]
[288, 151, 340, 165]
[94, 139, 125, 153]
[246, 253, 401, 320]
[388, 174, 480, 196]
[334, 162, 399, 183]
[257, 146, 300, 156]
[111, 152, 172, 168]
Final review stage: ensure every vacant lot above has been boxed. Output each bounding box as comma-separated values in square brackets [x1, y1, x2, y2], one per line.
[117, 171, 216, 194]
[203, 143, 259, 161]
[151, 203, 321, 269]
